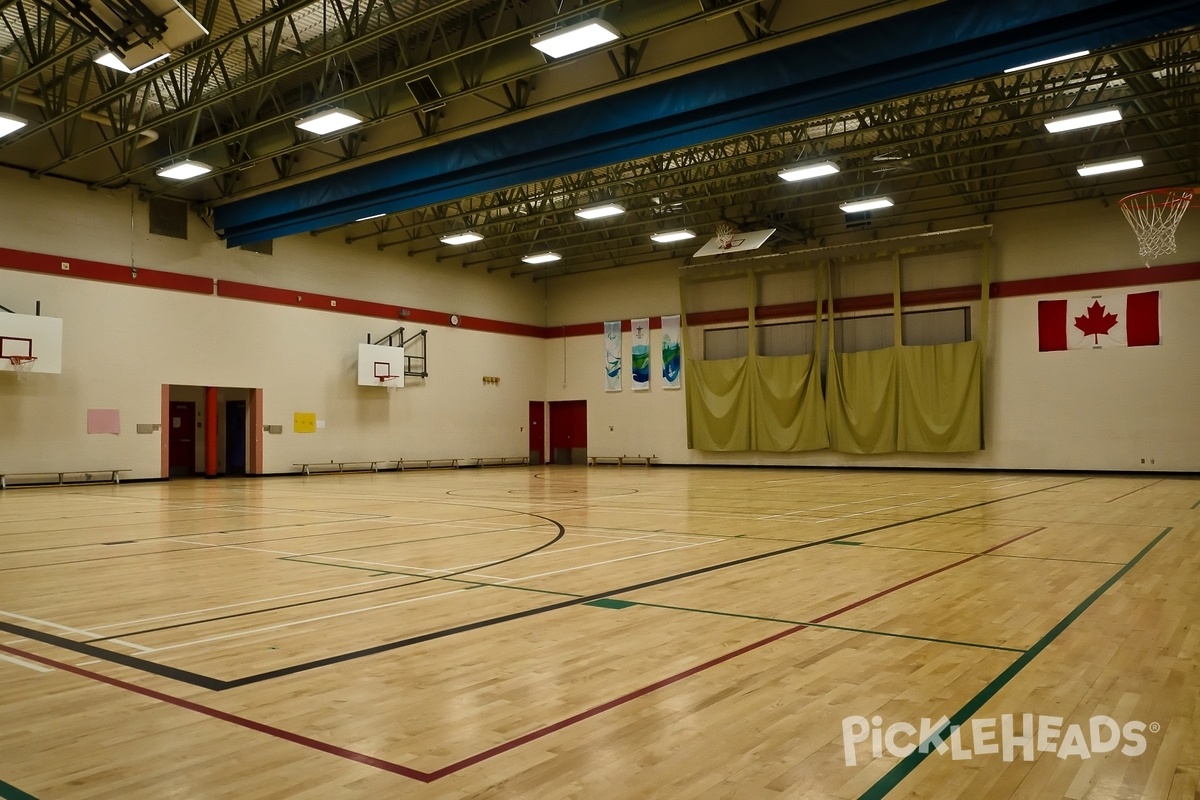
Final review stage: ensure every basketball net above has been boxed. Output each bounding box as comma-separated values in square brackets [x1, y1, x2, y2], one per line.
[6, 355, 36, 381]
[1120, 188, 1194, 263]
[379, 374, 400, 393]
[714, 223, 736, 250]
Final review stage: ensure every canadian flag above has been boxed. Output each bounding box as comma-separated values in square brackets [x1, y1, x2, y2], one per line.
[1037, 291, 1160, 351]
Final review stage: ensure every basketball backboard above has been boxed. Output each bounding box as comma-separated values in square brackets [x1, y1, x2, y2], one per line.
[357, 342, 404, 388]
[0, 314, 62, 374]
[693, 227, 776, 257]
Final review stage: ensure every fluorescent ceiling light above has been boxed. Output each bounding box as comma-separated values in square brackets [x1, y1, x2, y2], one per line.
[779, 160, 840, 182]
[839, 196, 894, 213]
[1076, 156, 1144, 177]
[531, 19, 620, 58]
[296, 108, 364, 135]
[95, 49, 171, 73]
[650, 229, 697, 243]
[575, 202, 625, 220]
[440, 231, 484, 245]
[1004, 50, 1090, 73]
[0, 112, 27, 138]
[1044, 107, 1122, 133]
[356, 213, 386, 222]
[521, 251, 562, 264]
[155, 160, 213, 180]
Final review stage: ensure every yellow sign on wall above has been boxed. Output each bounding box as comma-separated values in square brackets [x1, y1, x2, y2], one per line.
[293, 412, 317, 433]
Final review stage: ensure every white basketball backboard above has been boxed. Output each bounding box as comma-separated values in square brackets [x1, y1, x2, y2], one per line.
[693, 227, 776, 258]
[357, 342, 404, 388]
[0, 314, 63, 374]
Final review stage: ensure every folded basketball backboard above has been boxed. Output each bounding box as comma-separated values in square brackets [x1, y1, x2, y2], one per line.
[693, 227, 776, 257]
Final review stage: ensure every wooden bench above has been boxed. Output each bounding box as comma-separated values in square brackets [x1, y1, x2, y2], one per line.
[472, 456, 530, 467]
[0, 469, 131, 489]
[293, 460, 386, 475]
[587, 455, 656, 467]
[395, 458, 459, 471]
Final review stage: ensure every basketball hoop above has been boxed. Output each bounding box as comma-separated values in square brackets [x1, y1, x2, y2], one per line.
[714, 223, 736, 251]
[6, 355, 36, 381]
[378, 374, 400, 392]
[1119, 187, 1195, 263]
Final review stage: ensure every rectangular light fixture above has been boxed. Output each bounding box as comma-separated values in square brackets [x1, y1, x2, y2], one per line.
[575, 202, 625, 220]
[296, 108, 364, 135]
[0, 112, 27, 138]
[521, 252, 562, 264]
[440, 231, 484, 245]
[1044, 107, 1122, 133]
[839, 197, 894, 213]
[779, 160, 840, 182]
[1076, 156, 1144, 177]
[531, 19, 620, 58]
[356, 213, 386, 222]
[156, 160, 213, 180]
[1004, 50, 1090, 73]
[95, 49, 171, 73]
[650, 229, 697, 243]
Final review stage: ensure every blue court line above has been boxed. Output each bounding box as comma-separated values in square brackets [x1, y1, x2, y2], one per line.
[0, 778, 38, 800]
[858, 526, 1171, 800]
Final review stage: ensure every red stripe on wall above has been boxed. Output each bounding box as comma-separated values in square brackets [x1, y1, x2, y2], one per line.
[1126, 291, 1160, 346]
[1037, 300, 1068, 351]
[217, 280, 400, 319]
[0, 246, 213, 294]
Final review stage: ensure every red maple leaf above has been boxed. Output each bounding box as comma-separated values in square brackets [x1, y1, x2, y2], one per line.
[1074, 301, 1119, 344]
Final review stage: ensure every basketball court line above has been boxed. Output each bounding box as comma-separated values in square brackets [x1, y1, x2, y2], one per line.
[138, 585, 476, 655]
[473, 539, 718, 583]
[0, 477, 1090, 690]
[0, 653, 51, 673]
[1105, 478, 1165, 503]
[81, 514, 566, 643]
[0, 524, 1057, 786]
[0, 777, 37, 800]
[858, 526, 1173, 800]
[0, 611, 151, 654]
[838, 539, 1128, 566]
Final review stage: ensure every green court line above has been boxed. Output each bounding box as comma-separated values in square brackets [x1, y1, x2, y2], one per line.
[831, 540, 864, 546]
[1192, 498, 1200, 509]
[0, 779, 38, 800]
[858, 526, 1172, 800]
[584, 598, 636, 610]
[288, 557, 1024, 652]
[625, 600, 1025, 654]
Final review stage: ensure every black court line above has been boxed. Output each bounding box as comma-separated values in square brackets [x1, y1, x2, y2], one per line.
[83, 509, 567, 641]
[3, 478, 1087, 691]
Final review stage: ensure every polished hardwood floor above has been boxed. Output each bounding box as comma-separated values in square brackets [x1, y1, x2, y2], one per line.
[0, 467, 1196, 799]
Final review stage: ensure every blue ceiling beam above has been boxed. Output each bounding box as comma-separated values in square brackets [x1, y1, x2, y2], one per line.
[214, 0, 1198, 247]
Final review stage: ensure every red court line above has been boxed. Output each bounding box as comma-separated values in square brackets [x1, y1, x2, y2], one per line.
[3, 525, 1044, 785]
[0, 643, 434, 783]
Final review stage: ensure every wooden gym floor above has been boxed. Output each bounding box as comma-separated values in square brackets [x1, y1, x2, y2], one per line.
[0, 467, 1197, 799]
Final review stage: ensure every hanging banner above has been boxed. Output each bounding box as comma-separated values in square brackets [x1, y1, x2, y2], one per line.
[604, 320, 622, 391]
[631, 317, 651, 391]
[661, 314, 681, 389]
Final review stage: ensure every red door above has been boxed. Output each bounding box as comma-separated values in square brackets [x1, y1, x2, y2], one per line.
[548, 400, 587, 465]
[168, 401, 196, 477]
[529, 401, 545, 466]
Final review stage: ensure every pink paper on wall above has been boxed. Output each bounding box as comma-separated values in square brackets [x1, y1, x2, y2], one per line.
[87, 408, 121, 434]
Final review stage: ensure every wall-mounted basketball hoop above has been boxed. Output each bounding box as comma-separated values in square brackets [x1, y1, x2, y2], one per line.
[1120, 187, 1195, 264]
[6, 354, 37, 381]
